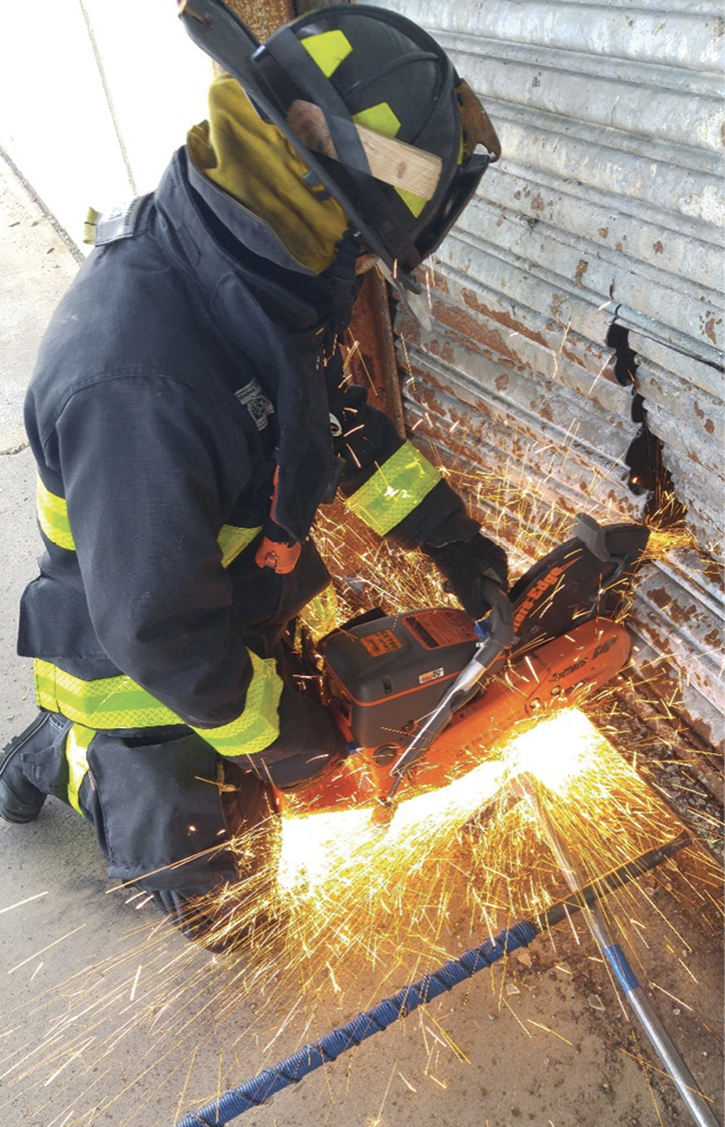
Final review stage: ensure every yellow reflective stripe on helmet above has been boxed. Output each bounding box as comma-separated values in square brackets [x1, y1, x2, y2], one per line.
[351, 101, 429, 212]
[345, 441, 442, 536]
[34, 652, 283, 757]
[192, 650, 283, 757]
[352, 103, 401, 139]
[65, 723, 94, 814]
[301, 29, 353, 76]
[36, 475, 76, 551]
[217, 524, 262, 568]
[396, 186, 428, 217]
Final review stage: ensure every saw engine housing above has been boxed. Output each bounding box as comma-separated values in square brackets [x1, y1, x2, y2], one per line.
[324, 607, 478, 753]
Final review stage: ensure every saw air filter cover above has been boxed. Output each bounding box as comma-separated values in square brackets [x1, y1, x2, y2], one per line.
[323, 607, 478, 749]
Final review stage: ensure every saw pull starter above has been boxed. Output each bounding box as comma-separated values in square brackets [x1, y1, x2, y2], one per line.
[382, 579, 514, 807]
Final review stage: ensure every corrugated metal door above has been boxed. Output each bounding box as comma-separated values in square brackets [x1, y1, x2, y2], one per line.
[365, 0, 724, 750]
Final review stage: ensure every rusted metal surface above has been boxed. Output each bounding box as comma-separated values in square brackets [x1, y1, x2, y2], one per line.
[631, 338, 725, 560]
[631, 554, 725, 750]
[395, 334, 646, 558]
[614, 686, 724, 808]
[393, 278, 647, 543]
[367, 0, 724, 749]
[401, 334, 632, 461]
[346, 272, 406, 438]
[222, 0, 293, 41]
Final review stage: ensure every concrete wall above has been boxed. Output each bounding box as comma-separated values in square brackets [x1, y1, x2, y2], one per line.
[0, 0, 212, 245]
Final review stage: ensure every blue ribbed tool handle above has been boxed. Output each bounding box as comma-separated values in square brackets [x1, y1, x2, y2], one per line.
[176, 920, 536, 1126]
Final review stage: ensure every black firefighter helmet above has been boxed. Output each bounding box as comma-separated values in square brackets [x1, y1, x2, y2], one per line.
[179, 0, 500, 293]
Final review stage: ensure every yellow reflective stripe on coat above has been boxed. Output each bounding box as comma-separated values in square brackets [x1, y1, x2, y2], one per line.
[345, 441, 441, 536]
[34, 655, 283, 757]
[217, 523, 262, 568]
[36, 475, 76, 551]
[36, 479, 261, 570]
[65, 723, 94, 814]
[35, 660, 181, 728]
[191, 651, 284, 756]
[299, 583, 338, 642]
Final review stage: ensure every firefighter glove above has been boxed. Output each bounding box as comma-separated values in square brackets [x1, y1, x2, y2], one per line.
[424, 531, 508, 620]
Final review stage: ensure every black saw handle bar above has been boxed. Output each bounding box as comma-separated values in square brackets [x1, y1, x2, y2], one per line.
[383, 579, 515, 805]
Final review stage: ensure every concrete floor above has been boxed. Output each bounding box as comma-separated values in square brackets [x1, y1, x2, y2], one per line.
[0, 152, 722, 1127]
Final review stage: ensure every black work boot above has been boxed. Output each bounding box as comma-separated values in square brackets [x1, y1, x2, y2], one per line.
[0, 714, 50, 823]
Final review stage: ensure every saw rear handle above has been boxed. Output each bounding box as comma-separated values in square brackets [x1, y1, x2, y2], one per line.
[384, 579, 515, 805]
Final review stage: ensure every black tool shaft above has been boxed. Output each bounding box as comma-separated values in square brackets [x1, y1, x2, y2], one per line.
[541, 833, 690, 930]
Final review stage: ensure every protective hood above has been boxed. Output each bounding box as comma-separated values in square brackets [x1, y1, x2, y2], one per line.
[187, 73, 350, 275]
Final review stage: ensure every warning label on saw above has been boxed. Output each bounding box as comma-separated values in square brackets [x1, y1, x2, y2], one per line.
[360, 630, 404, 657]
[404, 609, 475, 649]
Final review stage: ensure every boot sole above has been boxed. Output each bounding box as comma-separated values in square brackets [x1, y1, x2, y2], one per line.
[0, 799, 43, 824]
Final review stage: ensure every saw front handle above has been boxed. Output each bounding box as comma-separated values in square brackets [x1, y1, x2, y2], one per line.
[382, 580, 515, 807]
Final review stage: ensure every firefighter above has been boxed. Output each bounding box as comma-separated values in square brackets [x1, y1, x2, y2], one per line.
[0, 5, 506, 938]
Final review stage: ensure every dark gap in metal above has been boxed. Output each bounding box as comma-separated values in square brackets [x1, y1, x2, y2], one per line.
[606, 321, 687, 527]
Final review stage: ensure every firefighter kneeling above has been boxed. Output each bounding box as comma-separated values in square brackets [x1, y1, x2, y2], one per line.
[0, 4, 506, 944]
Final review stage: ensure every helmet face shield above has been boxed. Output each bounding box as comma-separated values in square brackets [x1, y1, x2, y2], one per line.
[414, 154, 491, 263]
[180, 0, 499, 291]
